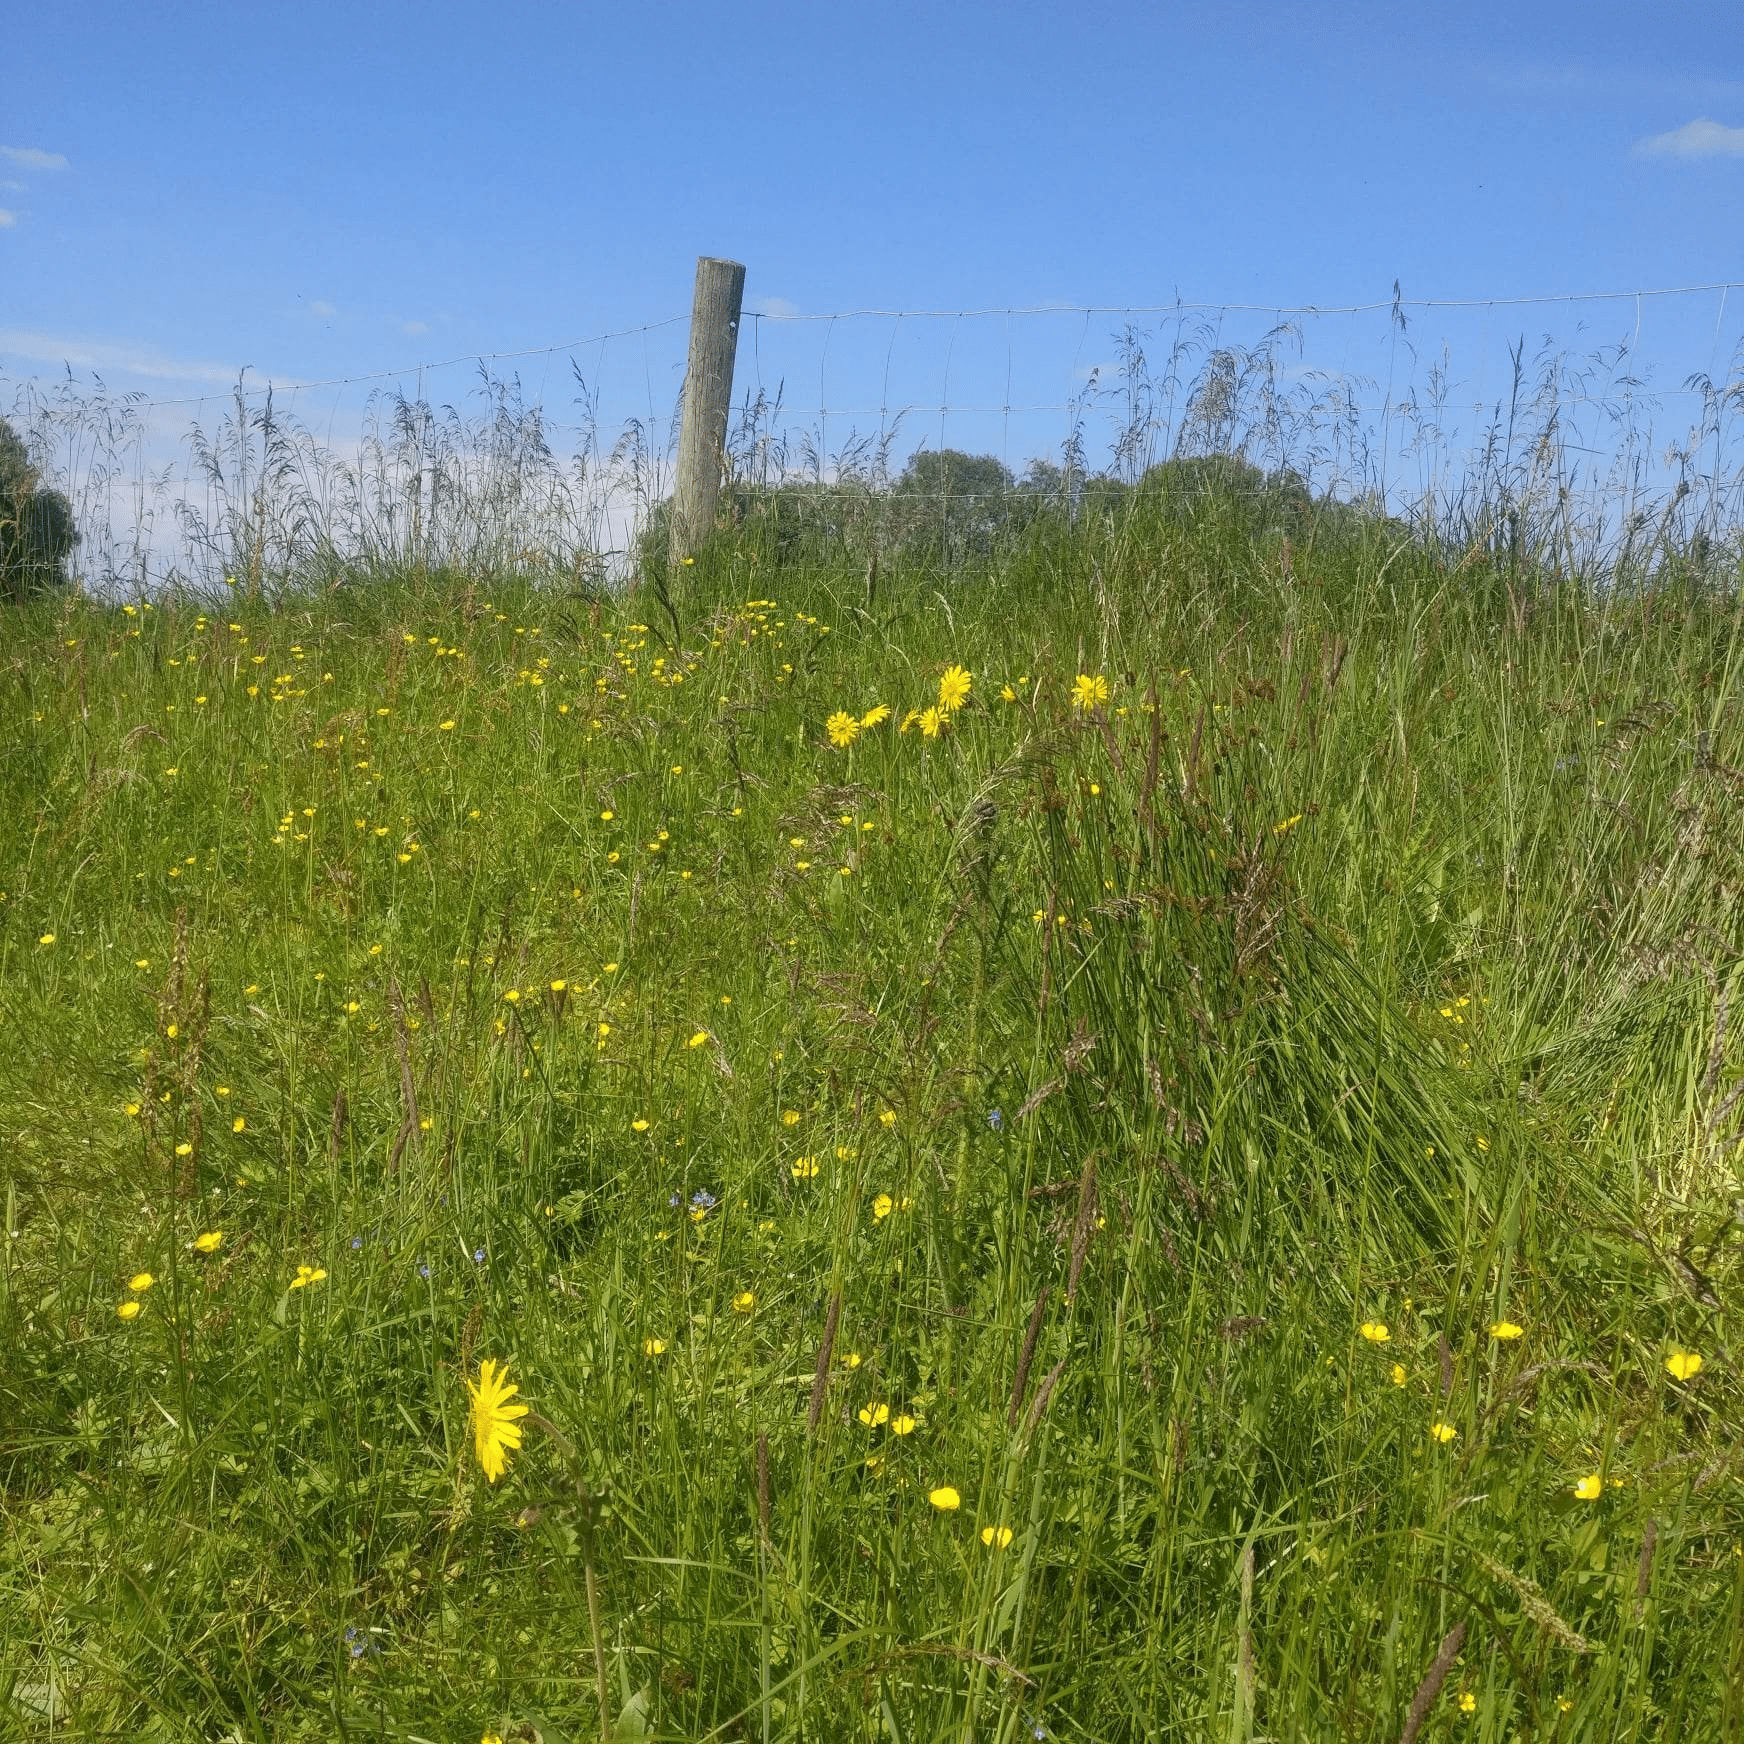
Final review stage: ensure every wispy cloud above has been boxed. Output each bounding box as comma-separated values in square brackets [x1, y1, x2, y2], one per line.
[1633, 117, 1744, 159]
[0, 210, 16, 229]
[751, 296, 800, 319]
[401, 319, 431, 336]
[0, 146, 69, 171]
[309, 299, 338, 318]
[0, 328, 251, 386]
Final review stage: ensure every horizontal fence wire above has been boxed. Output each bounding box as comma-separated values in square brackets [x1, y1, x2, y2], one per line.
[4, 281, 1742, 594]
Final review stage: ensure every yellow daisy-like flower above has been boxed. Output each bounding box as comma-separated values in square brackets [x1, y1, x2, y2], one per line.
[642, 1337, 667, 1356]
[1573, 1473, 1603, 1501]
[980, 1525, 1013, 1549]
[116, 1300, 142, 1320]
[289, 1264, 327, 1289]
[872, 1193, 894, 1220]
[731, 1290, 756, 1314]
[917, 706, 945, 739]
[467, 1357, 530, 1484]
[860, 704, 891, 729]
[1359, 1321, 1390, 1343]
[128, 1272, 155, 1292]
[857, 1402, 890, 1427]
[1070, 673, 1110, 711]
[1666, 1349, 1703, 1381]
[1000, 684, 1017, 703]
[1273, 813, 1304, 835]
[937, 665, 972, 712]
[1490, 1321, 1524, 1340]
[825, 710, 861, 749]
[192, 1231, 224, 1254]
[1430, 1421, 1458, 1444]
[791, 1155, 820, 1179]
[928, 1485, 961, 1511]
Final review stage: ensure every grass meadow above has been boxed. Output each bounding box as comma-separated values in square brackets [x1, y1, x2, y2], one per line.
[1, 492, 1742, 1741]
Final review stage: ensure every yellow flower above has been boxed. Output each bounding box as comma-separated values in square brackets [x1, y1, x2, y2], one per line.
[1359, 1321, 1390, 1343]
[38, 932, 55, 946]
[116, 1300, 142, 1320]
[860, 703, 891, 728]
[791, 1155, 820, 1179]
[879, 1109, 896, 1126]
[890, 1413, 917, 1436]
[1070, 673, 1110, 711]
[1489, 1320, 1524, 1340]
[128, 1272, 155, 1292]
[467, 1357, 530, 1484]
[937, 665, 972, 712]
[1666, 1349, 1702, 1381]
[825, 710, 861, 749]
[439, 719, 456, 731]
[1000, 684, 1017, 703]
[192, 1231, 224, 1254]
[1573, 1473, 1603, 1501]
[917, 705, 944, 739]
[642, 1337, 667, 1356]
[872, 1193, 894, 1219]
[174, 1141, 193, 1157]
[1390, 1363, 1407, 1386]
[781, 1109, 801, 1126]
[731, 1290, 756, 1314]
[1430, 1421, 1458, 1443]
[928, 1485, 961, 1511]
[1273, 813, 1303, 835]
[687, 1030, 708, 1048]
[289, 1264, 327, 1289]
[857, 1402, 890, 1427]
[232, 1116, 246, 1133]
[1457, 1691, 1476, 1714]
[839, 1351, 862, 1369]
[632, 1118, 650, 1132]
[550, 978, 567, 992]
[980, 1525, 1013, 1549]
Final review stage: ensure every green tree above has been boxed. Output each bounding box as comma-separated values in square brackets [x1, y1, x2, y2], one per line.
[0, 417, 78, 600]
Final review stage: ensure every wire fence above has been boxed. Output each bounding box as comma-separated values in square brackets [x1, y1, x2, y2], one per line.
[4, 280, 1742, 594]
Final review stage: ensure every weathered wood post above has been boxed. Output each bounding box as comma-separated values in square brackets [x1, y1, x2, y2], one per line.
[669, 256, 747, 578]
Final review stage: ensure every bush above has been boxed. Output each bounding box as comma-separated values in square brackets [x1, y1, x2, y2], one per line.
[0, 417, 78, 600]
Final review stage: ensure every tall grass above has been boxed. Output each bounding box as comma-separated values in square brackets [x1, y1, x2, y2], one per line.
[1, 459, 1742, 1739]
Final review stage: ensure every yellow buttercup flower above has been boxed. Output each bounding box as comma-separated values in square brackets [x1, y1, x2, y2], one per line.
[1490, 1321, 1524, 1340]
[1573, 1473, 1603, 1500]
[192, 1231, 224, 1254]
[731, 1291, 756, 1314]
[890, 1413, 917, 1436]
[857, 1402, 890, 1427]
[1666, 1349, 1702, 1381]
[1430, 1421, 1458, 1444]
[289, 1264, 327, 1289]
[1070, 673, 1110, 711]
[980, 1524, 1014, 1549]
[872, 1193, 894, 1220]
[116, 1300, 142, 1320]
[1390, 1363, 1407, 1387]
[928, 1485, 961, 1511]
[128, 1272, 155, 1292]
[467, 1358, 530, 1484]
[1359, 1321, 1390, 1343]
[791, 1155, 820, 1179]
[937, 665, 972, 712]
[642, 1337, 667, 1356]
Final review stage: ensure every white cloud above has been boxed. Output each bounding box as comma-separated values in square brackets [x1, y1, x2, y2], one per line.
[0, 328, 250, 386]
[0, 180, 22, 191]
[310, 299, 338, 318]
[401, 319, 431, 336]
[0, 146, 69, 171]
[751, 296, 800, 318]
[1633, 117, 1744, 158]
[0, 210, 16, 229]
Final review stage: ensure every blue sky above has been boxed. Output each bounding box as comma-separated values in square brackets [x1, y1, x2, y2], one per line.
[3, 0, 1742, 519]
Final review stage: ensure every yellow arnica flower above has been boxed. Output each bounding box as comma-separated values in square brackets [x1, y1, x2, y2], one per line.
[825, 710, 861, 749]
[937, 665, 972, 712]
[642, 1337, 667, 1356]
[1573, 1473, 1603, 1500]
[289, 1264, 327, 1289]
[192, 1231, 223, 1254]
[116, 1300, 142, 1320]
[1359, 1321, 1390, 1343]
[1666, 1350, 1702, 1381]
[1430, 1421, 1458, 1443]
[467, 1357, 530, 1484]
[928, 1485, 961, 1511]
[858, 1402, 890, 1427]
[860, 703, 891, 729]
[980, 1525, 1014, 1549]
[1490, 1321, 1524, 1340]
[917, 706, 944, 739]
[1070, 673, 1110, 711]
[128, 1272, 155, 1293]
[872, 1193, 894, 1219]
[1273, 813, 1304, 835]
[732, 1290, 756, 1314]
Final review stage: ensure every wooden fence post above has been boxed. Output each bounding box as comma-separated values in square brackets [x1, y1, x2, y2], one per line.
[669, 256, 746, 578]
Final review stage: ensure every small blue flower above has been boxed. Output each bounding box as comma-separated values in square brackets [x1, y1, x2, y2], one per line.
[669, 1191, 682, 1207]
[690, 1189, 717, 1211]
[418, 1262, 431, 1279]
[988, 1108, 1004, 1131]
[350, 1235, 363, 1250]
[473, 1246, 487, 1264]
